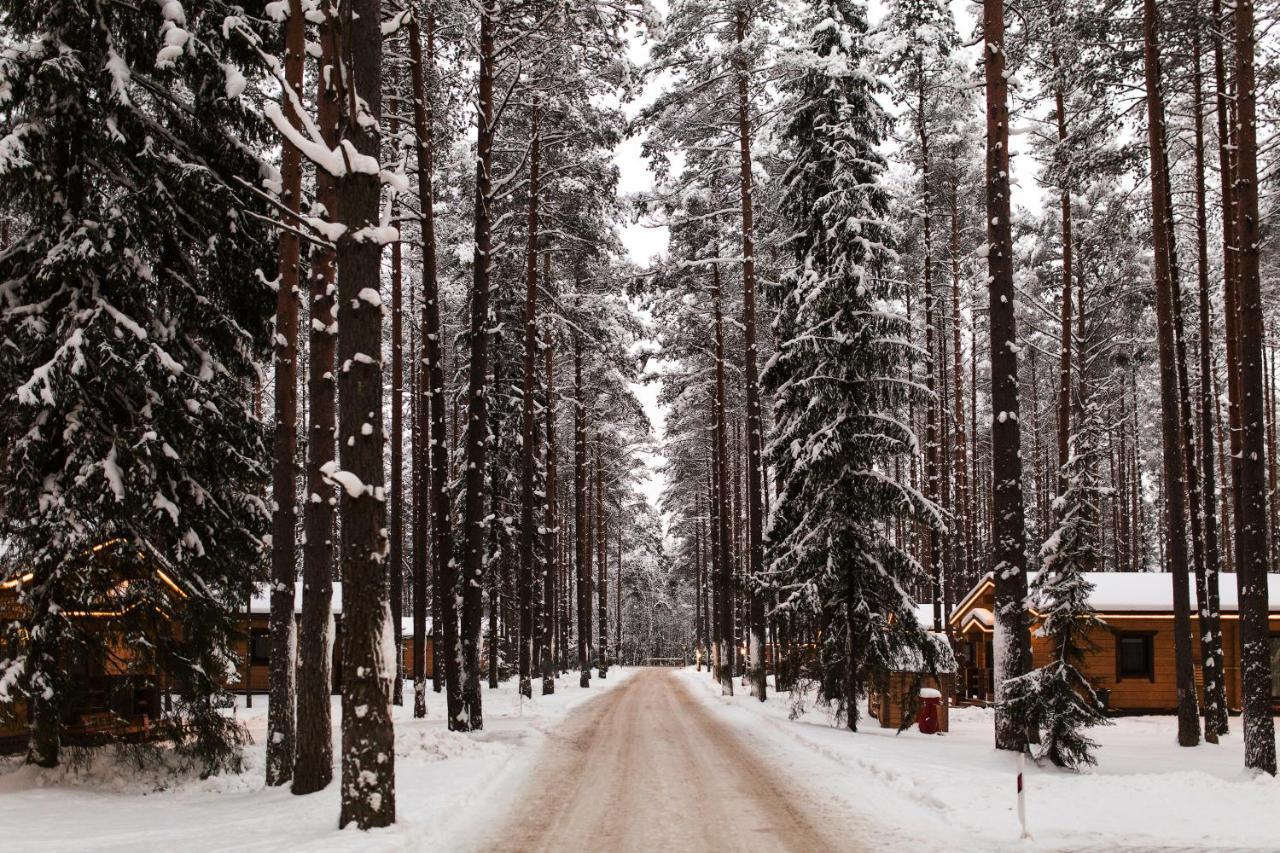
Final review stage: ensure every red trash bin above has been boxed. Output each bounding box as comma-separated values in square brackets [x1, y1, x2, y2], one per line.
[916, 687, 943, 734]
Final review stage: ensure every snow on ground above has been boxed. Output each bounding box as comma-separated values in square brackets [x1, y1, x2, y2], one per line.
[0, 668, 632, 853]
[677, 668, 1280, 852]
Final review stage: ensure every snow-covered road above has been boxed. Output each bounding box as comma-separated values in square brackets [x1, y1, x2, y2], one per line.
[469, 667, 868, 852]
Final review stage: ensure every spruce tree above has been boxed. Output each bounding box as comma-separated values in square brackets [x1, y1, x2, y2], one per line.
[0, 1, 274, 771]
[1002, 405, 1110, 770]
[765, 0, 939, 730]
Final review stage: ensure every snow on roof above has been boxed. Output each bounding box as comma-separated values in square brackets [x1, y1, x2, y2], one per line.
[955, 571, 1280, 617]
[248, 581, 343, 615]
[913, 603, 937, 628]
[965, 607, 994, 628]
[890, 632, 959, 674]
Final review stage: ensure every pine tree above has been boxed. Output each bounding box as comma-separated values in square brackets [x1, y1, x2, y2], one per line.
[0, 0, 274, 772]
[1002, 405, 1110, 770]
[765, 0, 939, 731]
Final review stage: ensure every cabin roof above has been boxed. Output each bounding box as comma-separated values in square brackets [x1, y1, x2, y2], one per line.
[248, 581, 343, 615]
[949, 571, 1280, 626]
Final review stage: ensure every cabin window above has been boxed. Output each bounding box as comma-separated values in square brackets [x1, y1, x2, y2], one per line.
[1116, 633, 1155, 681]
[1271, 636, 1280, 699]
[250, 630, 270, 666]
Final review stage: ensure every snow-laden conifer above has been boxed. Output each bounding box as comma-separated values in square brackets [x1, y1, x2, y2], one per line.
[1001, 404, 1111, 769]
[765, 0, 940, 730]
[0, 1, 274, 771]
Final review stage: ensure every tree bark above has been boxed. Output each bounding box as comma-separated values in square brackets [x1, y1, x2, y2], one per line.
[1140, 0, 1201, 748]
[542, 283, 558, 695]
[518, 101, 541, 699]
[1230, 0, 1278, 775]
[266, 0, 305, 788]
[949, 195, 971, 596]
[574, 329, 592, 688]
[982, 0, 1033, 752]
[389, 188, 405, 708]
[1053, 74, 1072, 495]
[1191, 16, 1229, 741]
[459, 1, 497, 731]
[711, 261, 735, 695]
[336, 0, 395, 827]
[733, 3, 767, 702]
[597, 445, 609, 678]
[294, 4, 339, 794]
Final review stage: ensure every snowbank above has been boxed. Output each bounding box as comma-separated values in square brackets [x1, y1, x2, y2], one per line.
[676, 668, 1280, 851]
[0, 668, 632, 852]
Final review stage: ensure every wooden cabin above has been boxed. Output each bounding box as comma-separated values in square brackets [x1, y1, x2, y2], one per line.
[868, 617, 958, 732]
[234, 583, 435, 694]
[0, 541, 189, 755]
[236, 583, 344, 694]
[949, 572, 1280, 714]
[399, 617, 436, 682]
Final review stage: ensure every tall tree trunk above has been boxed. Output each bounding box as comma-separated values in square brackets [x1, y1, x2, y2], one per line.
[1213, 0, 1244, 582]
[336, 0, 395, 827]
[982, 0, 1033, 752]
[597, 445, 609, 678]
[616, 523, 623, 662]
[711, 262, 735, 696]
[409, 11, 454, 717]
[916, 64, 943, 634]
[708, 450, 723, 680]
[1140, 0, 1201, 748]
[294, 6, 339, 794]
[949, 195, 971, 596]
[574, 328, 592, 688]
[459, 1, 497, 731]
[542, 292, 558, 695]
[266, 0, 305, 788]
[389, 190, 404, 707]
[733, 4, 767, 702]
[518, 101, 542, 699]
[1053, 75, 1073, 495]
[1230, 0, 1278, 776]
[695, 492, 705, 670]
[1191, 16, 1229, 741]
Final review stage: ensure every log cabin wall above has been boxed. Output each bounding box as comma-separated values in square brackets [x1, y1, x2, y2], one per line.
[951, 577, 1280, 713]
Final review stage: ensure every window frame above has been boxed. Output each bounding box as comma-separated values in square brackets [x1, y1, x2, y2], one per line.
[1270, 634, 1280, 700]
[1115, 631, 1156, 682]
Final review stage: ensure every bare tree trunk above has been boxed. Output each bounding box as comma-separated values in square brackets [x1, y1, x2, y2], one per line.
[949, 196, 971, 597]
[711, 262, 735, 696]
[294, 5, 339, 794]
[1141, 0, 1201, 748]
[336, 0, 395, 827]
[915, 64, 943, 635]
[408, 11, 454, 717]
[266, 0, 305, 788]
[459, 1, 497, 731]
[517, 101, 542, 699]
[1230, 0, 1278, 775]
[574, 331, 592, 688]
[982, 0, 1032, 753]
[732, 3, 767, 702]
[541, 269, 558, 695]
[389, 189, 404, 707]
[597, 446, 609, 678]
[1053, 73, 1072, 495]
[707, 450, 722, 680]
[1191, 16, 1229, 741]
